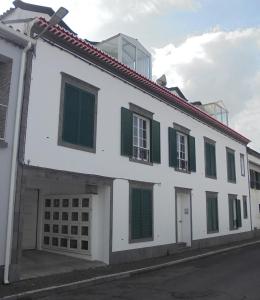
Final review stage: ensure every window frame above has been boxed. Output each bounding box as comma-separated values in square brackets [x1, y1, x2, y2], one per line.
[0, 55, 13, 148]
[243, 195, 248, 219]
[58, 72, 99, 153]
[204, 137, 217, 179]
[129, 182, 154, 243]
[240, 153, 245, 177]
[226, 147, 236, 183]
[206, 192, 219, 234]
[132, 113, 150, 162]
[176, 131, 188, 172]
[228, 194, 242, 230]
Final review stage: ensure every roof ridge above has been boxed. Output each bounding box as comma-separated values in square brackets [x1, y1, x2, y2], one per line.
[0, 7, 15, 21]
[35, 17, 250, 145]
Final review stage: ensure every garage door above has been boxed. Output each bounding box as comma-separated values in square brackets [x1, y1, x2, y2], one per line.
[42, 194, 91, 255]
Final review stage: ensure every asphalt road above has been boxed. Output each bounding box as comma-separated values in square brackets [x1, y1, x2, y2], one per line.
[36, 244, 260, 300]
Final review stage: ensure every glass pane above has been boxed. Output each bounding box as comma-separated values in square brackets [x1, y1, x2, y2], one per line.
[122, 39, 136, 70]
[45, 199, 51, 207]
[136, 48, 150, 78]
[53, 224, 59, 233]
[62, 225, 68, 234]
[72, 212, 78, 221]
[72, 198, 79, 207]
[54, 199, 60, 207]
[70, 239, 77, 249]
[62, 199, 69, 207]
[52, 237, 58, 246]
[81, 240, 88, 250]
[53, 212, 59, 220]
[82, 212, 89, 222]
[45, 211, 50, 220]
[62, 212, 69, 221]
[60, 238, 68, 248]
[82, 198, 89, 208]
[71, 226, 78, 235]
[81, 226, 88, 236]
[44, 224, 50, 233]
[43, 236, 50, 245]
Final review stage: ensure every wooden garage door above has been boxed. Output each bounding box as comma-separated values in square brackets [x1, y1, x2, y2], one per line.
[42, 195, 91, 255]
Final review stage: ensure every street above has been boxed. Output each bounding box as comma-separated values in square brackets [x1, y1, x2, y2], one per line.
[33, 244, 260, 300]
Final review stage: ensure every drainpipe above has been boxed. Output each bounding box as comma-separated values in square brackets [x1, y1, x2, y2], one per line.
[3, 32, 33, 284]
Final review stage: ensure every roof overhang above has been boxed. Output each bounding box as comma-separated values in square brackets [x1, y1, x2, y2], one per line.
[0, 22, 32, 47]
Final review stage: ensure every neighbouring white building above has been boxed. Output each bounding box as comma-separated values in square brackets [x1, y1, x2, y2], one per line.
[248, 148, 260, 230]
[0, 0, 256, 282]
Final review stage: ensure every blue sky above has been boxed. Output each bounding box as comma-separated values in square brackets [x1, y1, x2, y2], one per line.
[0, 0, 260, 149]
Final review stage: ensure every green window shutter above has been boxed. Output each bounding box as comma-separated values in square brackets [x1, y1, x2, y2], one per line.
[62, 84, 80, 145]
[121, 107, 133, 157]
[229, 198, 234, 229]
[207, 198, 213, 232]
[227, 151, 236, 182]
[236, 199, 242, 228]
[168, 127, 177, 167]
[207, 196, 218, 233]
[205, 142, 216, 177]
[188, 135, 196, 172]
[79, 89, 95, 148]
[212, 198, 219, 231]
[212, 145, 217, 177]
[205, 142, 211, 176]
[131, 188, 142, 240]
[151, 120, 161, 163]
[141, 189, 153, 238]
[243, 196, 248, 219]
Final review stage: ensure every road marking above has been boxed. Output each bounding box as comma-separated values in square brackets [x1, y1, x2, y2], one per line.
[1, 239, 260, 300]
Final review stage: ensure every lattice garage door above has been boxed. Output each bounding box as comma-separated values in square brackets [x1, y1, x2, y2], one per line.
[42, 194, 91, 255]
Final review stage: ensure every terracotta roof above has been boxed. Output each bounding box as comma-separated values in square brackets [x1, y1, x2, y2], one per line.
[35, 17, 250, 145]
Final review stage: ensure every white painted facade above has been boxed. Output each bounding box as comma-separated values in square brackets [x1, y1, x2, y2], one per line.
[248, 152, 260, 229]
[22, 38, 251, 260]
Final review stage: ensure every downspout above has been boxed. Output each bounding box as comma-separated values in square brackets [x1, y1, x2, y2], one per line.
[3, 40, 32, 285]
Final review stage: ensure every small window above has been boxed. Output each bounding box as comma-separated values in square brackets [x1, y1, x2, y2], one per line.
[133, 114, 150, 162]
[0, 58, 12, 145]
[130, 185, 153, 242]
[206, 192, 219, 233]
[226, 148, 236, 183]
[204, 139, 217, 178]
[176, 132, 188, 171]
[243, 196, 248, 219]
[259, 204, 260, 213]
[59, 73, 98, 152]
[229, 195, 242, 230]
[240, 154, 245, 176]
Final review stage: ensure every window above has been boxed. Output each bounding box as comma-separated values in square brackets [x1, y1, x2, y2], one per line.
[206, 192, 219, 233]
[228, 195, 242, 230]
[130, 185, 153, 242]
[133, 114, 150, 162]
[0, 57, 12, 147]
[176, 132, 188, 171]
[121, 106, 161, 164]
[226, 148, 236, 183]
[168, 127, 196, 172]
[204, 138, 217, 178]
[240, 154, 245, 176]
[59, 73, 98, 152]
[243, 196, 248, 219]
[250, 169, 260, 190]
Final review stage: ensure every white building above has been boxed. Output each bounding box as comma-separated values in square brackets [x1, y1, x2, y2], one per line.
[0, 0, 255, 282]
[248, 148, 260, 230]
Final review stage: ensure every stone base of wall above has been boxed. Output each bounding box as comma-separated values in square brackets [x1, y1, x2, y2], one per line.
[110, 243, 184, 264]
[191, 231, 254, 249]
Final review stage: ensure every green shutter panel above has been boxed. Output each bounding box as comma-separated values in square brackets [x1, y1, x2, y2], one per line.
[207, 198, 213, 232]
[79, 89, 95, 148]
[121, 107, 133, 157]
[168, 127, 177, 167]
[212, 144, 217, 177]
[62, 84, 80, 144]
[141, 189, 153, 238]
[188, 135, 196, 172]
[229, 198, 234, 229]
[236, 199, 242, 228]
[232, 154, 236, 182]
[212, 198, 218, 231]
[151, 120, 161, 163]
[131, 188, 142, 240]
[205, 142, 211, 176]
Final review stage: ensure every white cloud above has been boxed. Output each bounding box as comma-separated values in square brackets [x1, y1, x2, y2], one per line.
[152, 28, 260, 150]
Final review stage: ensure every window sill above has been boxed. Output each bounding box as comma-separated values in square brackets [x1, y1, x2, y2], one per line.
[129, 237, 153, 244]
[205, 175, 217, 180]
[228, 179, 237, 184]
[129, 157, 153, 166]
[0, 140, 8, 148]
[58, 140, 96, 153]
[174, 167, 190, 174]
[207, 230, 219, 234]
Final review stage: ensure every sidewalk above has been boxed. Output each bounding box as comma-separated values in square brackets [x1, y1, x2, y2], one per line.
[1, 237, 260, 300]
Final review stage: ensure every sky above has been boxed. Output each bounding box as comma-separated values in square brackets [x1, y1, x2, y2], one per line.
[1, 0, 260, 150]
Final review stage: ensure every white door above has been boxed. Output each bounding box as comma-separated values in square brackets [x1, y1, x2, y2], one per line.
[176, 190, 191, 246]
[22, 189, 38, 249]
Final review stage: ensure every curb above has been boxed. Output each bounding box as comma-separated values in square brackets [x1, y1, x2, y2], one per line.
[1, 239, 260, 299]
